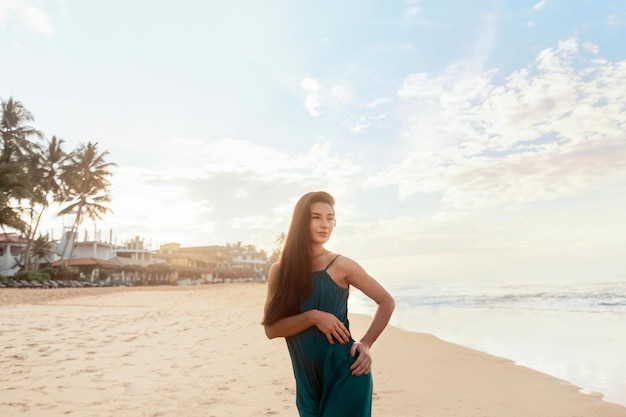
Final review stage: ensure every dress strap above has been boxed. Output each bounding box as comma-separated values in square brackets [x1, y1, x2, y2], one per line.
[323, 255, 341, 271]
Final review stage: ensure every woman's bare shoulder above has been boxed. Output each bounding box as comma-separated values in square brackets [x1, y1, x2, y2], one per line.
[335, 254, 364, 271]
[331, 255, 369, 285]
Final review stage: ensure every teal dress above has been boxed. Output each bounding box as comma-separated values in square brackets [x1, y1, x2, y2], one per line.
[286, 256, 373, 417]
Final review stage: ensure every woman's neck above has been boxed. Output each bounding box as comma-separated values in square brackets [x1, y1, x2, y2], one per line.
[310, 244, 327, 258]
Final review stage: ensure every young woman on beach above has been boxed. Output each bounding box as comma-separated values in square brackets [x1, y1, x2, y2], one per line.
[262, 191, 395, 417]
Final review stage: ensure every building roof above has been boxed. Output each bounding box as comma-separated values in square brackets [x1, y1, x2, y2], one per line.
[50, 257, 119, 267]
[156, 253, 222, 264]
[0, 233, 28, 244]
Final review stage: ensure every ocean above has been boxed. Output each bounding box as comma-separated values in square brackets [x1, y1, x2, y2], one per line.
[348, 278, 626, 407]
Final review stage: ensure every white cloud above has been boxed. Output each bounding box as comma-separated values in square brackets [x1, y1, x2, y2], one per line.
[348, 114, 387, 133]
[196, 139, 361, 180]
[533, 0, 547, 11]
[300, 76, 319, 93]
[607, 14, 625, 27]
[94, 138, 365, 246]
[403, 0, 422, 18]
[535, 37, 578, 72]
[199, 139, 295, 177]
[301, 76, 323, 118]
[0, 0, 14, 25]
[349, 122, 369, 133]
[380, 37, 626, 209]
[363, 97, 391, 108]
[583, 41, 599, 54]
[0, 0, 55, 36]
[332, 85, 349, 100]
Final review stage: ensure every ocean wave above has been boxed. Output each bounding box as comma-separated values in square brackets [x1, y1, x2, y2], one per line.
[355, 280, 626, 314]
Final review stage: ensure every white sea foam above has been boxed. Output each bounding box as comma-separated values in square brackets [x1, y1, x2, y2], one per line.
[349, 278, 626, 406]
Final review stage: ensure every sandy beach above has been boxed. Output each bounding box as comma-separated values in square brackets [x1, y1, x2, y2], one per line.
[1, 284, 625, 417]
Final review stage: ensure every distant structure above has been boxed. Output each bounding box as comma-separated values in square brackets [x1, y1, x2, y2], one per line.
[0, 233, 28, 277]
[157, 242, 267, 283]
[1, 229, 268, 286]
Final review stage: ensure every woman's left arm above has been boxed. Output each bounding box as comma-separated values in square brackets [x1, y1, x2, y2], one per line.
[341, 257, 395, 376]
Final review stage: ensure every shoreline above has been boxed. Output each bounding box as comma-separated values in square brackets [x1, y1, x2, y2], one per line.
[1, 285, 625, 416]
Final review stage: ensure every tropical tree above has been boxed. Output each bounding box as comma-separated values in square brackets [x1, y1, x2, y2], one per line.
[22, 136, 69, 269]
[58, 141, 116, 262]
[275, 232, 286, 248]
[0, 97, 43, 234]
[267, 232, 286, 266]
[1, 97, 43, 163]
[29, 234, 56, 271]
[0, 162, 31, 233]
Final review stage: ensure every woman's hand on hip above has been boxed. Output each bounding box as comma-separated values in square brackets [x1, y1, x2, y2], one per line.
[349, 342, 372, 376]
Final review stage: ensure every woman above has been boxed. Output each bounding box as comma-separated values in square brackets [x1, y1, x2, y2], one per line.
[262, 191, 395, 417]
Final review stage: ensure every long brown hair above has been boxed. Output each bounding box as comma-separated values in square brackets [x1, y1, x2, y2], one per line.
[262, 191, 335, 326]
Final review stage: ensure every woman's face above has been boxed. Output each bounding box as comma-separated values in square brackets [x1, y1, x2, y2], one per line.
[309, 202, 335, 244]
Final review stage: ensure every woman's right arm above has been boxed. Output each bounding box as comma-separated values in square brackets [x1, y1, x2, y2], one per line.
[264, 309, 350, 345]
[263, 264, 350, 345]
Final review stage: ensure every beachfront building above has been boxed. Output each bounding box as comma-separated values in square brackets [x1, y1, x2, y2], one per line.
[112, 252, 163, 284]
[228, 246, 267, 276]
[161, 243, 228, 264]
[2, 228, 267, 285]
[0, 230, 115, 279]
[50, 257, 119, 280]
[49, 231, 169, 284]
[51, 233, 116, 280]
[0, 233, 27, 277]
[157, 243, 223, 283]
[114, 235, 156, 262]
[0, 232, 60, 277]
[110, 240, 169, 284]
[157, 242, 268, 282]
[71, 239, 115, 260]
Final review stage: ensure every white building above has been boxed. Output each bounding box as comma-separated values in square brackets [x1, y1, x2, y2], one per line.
[0, 233, 26, 277]
[229, 248, 267, 274]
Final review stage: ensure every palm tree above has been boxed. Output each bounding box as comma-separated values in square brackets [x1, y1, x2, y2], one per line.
[58, 141, 116, 262]
[1, 97, 43, 163]
[0, 97, 41, 235]
[267, 232, 287, 266]
[275, 232, 286, 248]
[0, 161, 31, 233]
[22, 136, 69, 269]
[29, 234, 56, 270]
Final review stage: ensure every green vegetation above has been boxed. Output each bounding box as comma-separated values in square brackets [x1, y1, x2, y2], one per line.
[0, 96, 115, 271]
[1, 97, 270, 285]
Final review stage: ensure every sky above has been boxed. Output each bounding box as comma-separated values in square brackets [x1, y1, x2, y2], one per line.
[1, 0, 625, 287]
